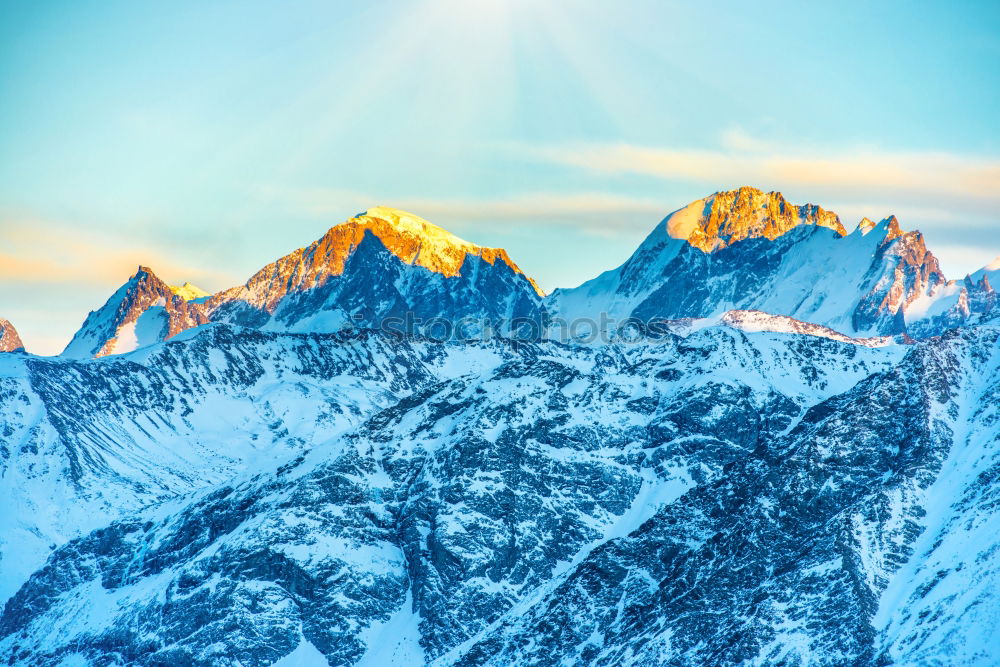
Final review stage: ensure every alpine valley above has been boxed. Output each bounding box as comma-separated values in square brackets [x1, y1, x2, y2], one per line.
[1, 187, 999, 666]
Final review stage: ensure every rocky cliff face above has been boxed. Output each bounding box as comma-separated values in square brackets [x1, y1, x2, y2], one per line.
[448, 327, 1000, 666]
[676, 186, 846, 251]
[0, 322, 910, 665]
[0, 319, 24, 352]
[0, 326, 500, 603]
[851, 218, 948, 333]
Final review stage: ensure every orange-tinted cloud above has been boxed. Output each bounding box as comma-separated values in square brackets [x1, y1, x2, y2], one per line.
[0, 214, 239, 287]
[533, 133, 1000, 207]
[260, 186, 668, 238]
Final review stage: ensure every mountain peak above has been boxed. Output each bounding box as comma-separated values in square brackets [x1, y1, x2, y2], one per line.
[207, 206, 545, 317]
[62, 266, 192, 358]
[132, 265, 159, 280]
[554, 188, 962, 338]
[285, 207, 543, 295]
[169, 282, 210, 301]
[661, 186, 846, 252]
[881, 215, 904, 242]
[970, 255, 1000, 287]
[855, 215, 907, 246]
[0, 317, 25, 353]
[357, 206, 459, 241]
[347, 206, 532, 281]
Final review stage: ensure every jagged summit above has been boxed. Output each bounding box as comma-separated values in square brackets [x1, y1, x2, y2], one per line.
[657, 186, 846, 252]
[857, 215, 903, 241]
[118, 267, 208, 302]
[127, 267, 206, 300]
[0, 318, 24, 353]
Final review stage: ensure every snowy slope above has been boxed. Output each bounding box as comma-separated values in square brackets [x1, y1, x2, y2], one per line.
[2, 321, 999, 666]
[715, 310, 895, 347]
[436, 327, 1000, 667]
[0, 326, 512, 605]
[874, 327, 1000, 664]
[1, 324, 913, 665]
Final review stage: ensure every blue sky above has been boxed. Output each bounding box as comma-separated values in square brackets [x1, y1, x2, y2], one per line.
[2, 0, 999, 353]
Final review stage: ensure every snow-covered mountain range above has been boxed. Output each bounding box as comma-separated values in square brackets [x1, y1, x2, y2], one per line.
[1, 188, 998, 666]
[59, 190, 997, 359]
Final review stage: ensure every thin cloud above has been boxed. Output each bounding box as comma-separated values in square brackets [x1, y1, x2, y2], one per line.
[532, 134, 1000, 210]
[0, 214, 238, 288]
[383, 193, 666, 235]
[261, 186, 668, 237]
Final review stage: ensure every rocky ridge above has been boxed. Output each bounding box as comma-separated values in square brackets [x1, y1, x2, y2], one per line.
[550, 188, 989, 338]
[666, 186, 846, 251]
[0, 319, 24, 353]
[63, 207, 545, 358]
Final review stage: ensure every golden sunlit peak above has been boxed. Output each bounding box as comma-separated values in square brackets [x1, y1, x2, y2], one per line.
[657, 187, 845, 252]
[342, 206, 544, 295]
[355, 206, 465, 244]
